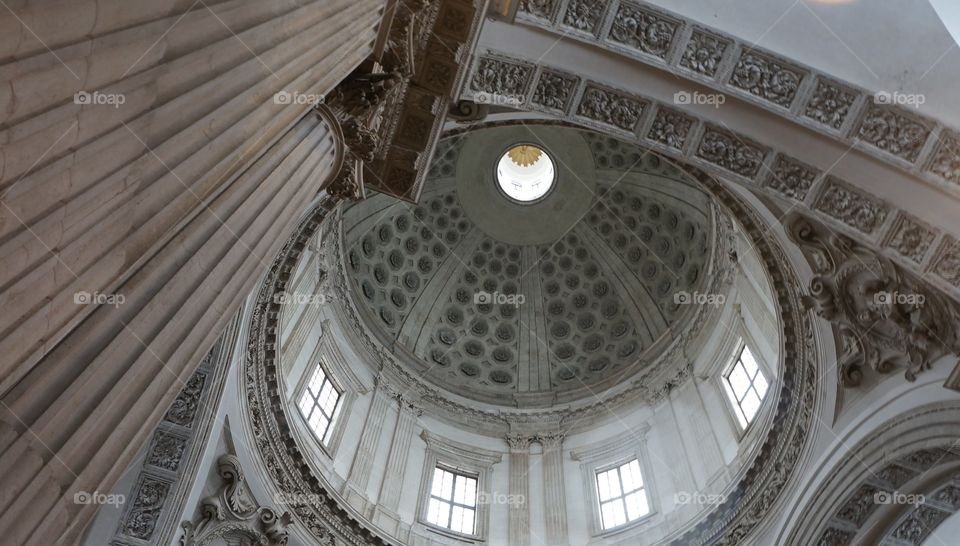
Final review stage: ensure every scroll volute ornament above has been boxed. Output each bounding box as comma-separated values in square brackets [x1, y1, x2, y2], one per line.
[320, 70, 402, 201]
[181, 454, 293, 546]
[786, 214, 960, 387]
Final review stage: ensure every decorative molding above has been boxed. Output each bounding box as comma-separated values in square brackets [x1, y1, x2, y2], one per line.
[786, 403, 960, 545]
[764, 155, 819, 201]
[180, 455, 293, 546]
[497, 0, 960, 196]
[459, 54, 959, 290]
[323, 0, 483, 203]
[575, 82, 648, 132]
[885, 213, 937, 265]
[812, 177, 890, 235]
[695, 125, 768, 178]
[786, 213, 960, 385]
[421, 430, 504, 469]
[607, 1, 680, 60]
[804, 77, 857, 130]
[679, 28, 730, 77]
[112, 316, 239, 546]
[728, 50, 805, 108]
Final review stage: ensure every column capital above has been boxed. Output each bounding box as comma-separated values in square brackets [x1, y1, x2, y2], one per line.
[506, 433, 534, 452]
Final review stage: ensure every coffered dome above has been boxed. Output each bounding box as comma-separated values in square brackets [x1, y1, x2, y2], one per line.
[341, 125, 722, 406]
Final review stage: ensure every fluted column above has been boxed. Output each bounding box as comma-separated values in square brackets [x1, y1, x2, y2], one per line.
[0, 2, 389, 544]
[540, 433, 568, 545]
[507, 434, 532, 546]
[344, 377, 393, 506]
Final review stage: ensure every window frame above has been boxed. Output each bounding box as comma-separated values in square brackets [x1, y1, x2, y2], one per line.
[416, 431, 502, 542]
[424, 464, 481, 536]
[291, 356, 353, 458]
[594, 458, 651, 531]
[719, 341, 771, 433]
[571, 426, 658, 538]
[297, 361, 343, 444]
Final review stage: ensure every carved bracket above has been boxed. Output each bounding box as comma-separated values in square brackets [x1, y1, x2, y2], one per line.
[786, 214, 960, 387]
[180, 455, 293, 546]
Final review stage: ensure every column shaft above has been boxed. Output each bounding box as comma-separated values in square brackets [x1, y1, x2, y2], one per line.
[508, 437, 531, 546]
[377, 403, 419, 510]
[542, 436, 568, 545]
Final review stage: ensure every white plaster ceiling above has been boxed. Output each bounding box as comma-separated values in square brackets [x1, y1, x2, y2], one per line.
[341, 125, 718, 406]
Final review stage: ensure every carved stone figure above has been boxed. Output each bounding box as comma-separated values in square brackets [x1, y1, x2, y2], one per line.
[180, 455, 293, 546]
[786, 214, 960, 385]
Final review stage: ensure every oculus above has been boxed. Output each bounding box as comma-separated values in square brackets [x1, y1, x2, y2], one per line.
[495, 144, 556, 203]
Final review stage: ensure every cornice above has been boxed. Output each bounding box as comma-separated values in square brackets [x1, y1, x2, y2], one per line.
[503, 0, 960, 198]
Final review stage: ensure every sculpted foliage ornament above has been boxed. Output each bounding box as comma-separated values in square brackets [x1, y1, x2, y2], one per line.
[813, 178, 889, 235]
[729, 51, 803, 108]
[532, 70, 578, 112]
[928, 130, 960, 185]
[680, 30, 728, 77]
[180, 455, 292, 546]
[786, 214, 960, 385]
[766, 155, 818, 200]
[608, 2, 678, 58]
[323, 71, 402, 201]
[647, 108, 693, 150]
[562, 0, 604, 33]
[804, 79, 856, 130]
[857, 105, 931, 162]
[695, 127, 766, 178]
[470, 57, 533, 99]
[518, 0, 556, 20]
[577, 85, 645, 131]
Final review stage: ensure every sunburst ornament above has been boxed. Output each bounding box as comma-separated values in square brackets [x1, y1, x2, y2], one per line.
[507, 145, 543, 167]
